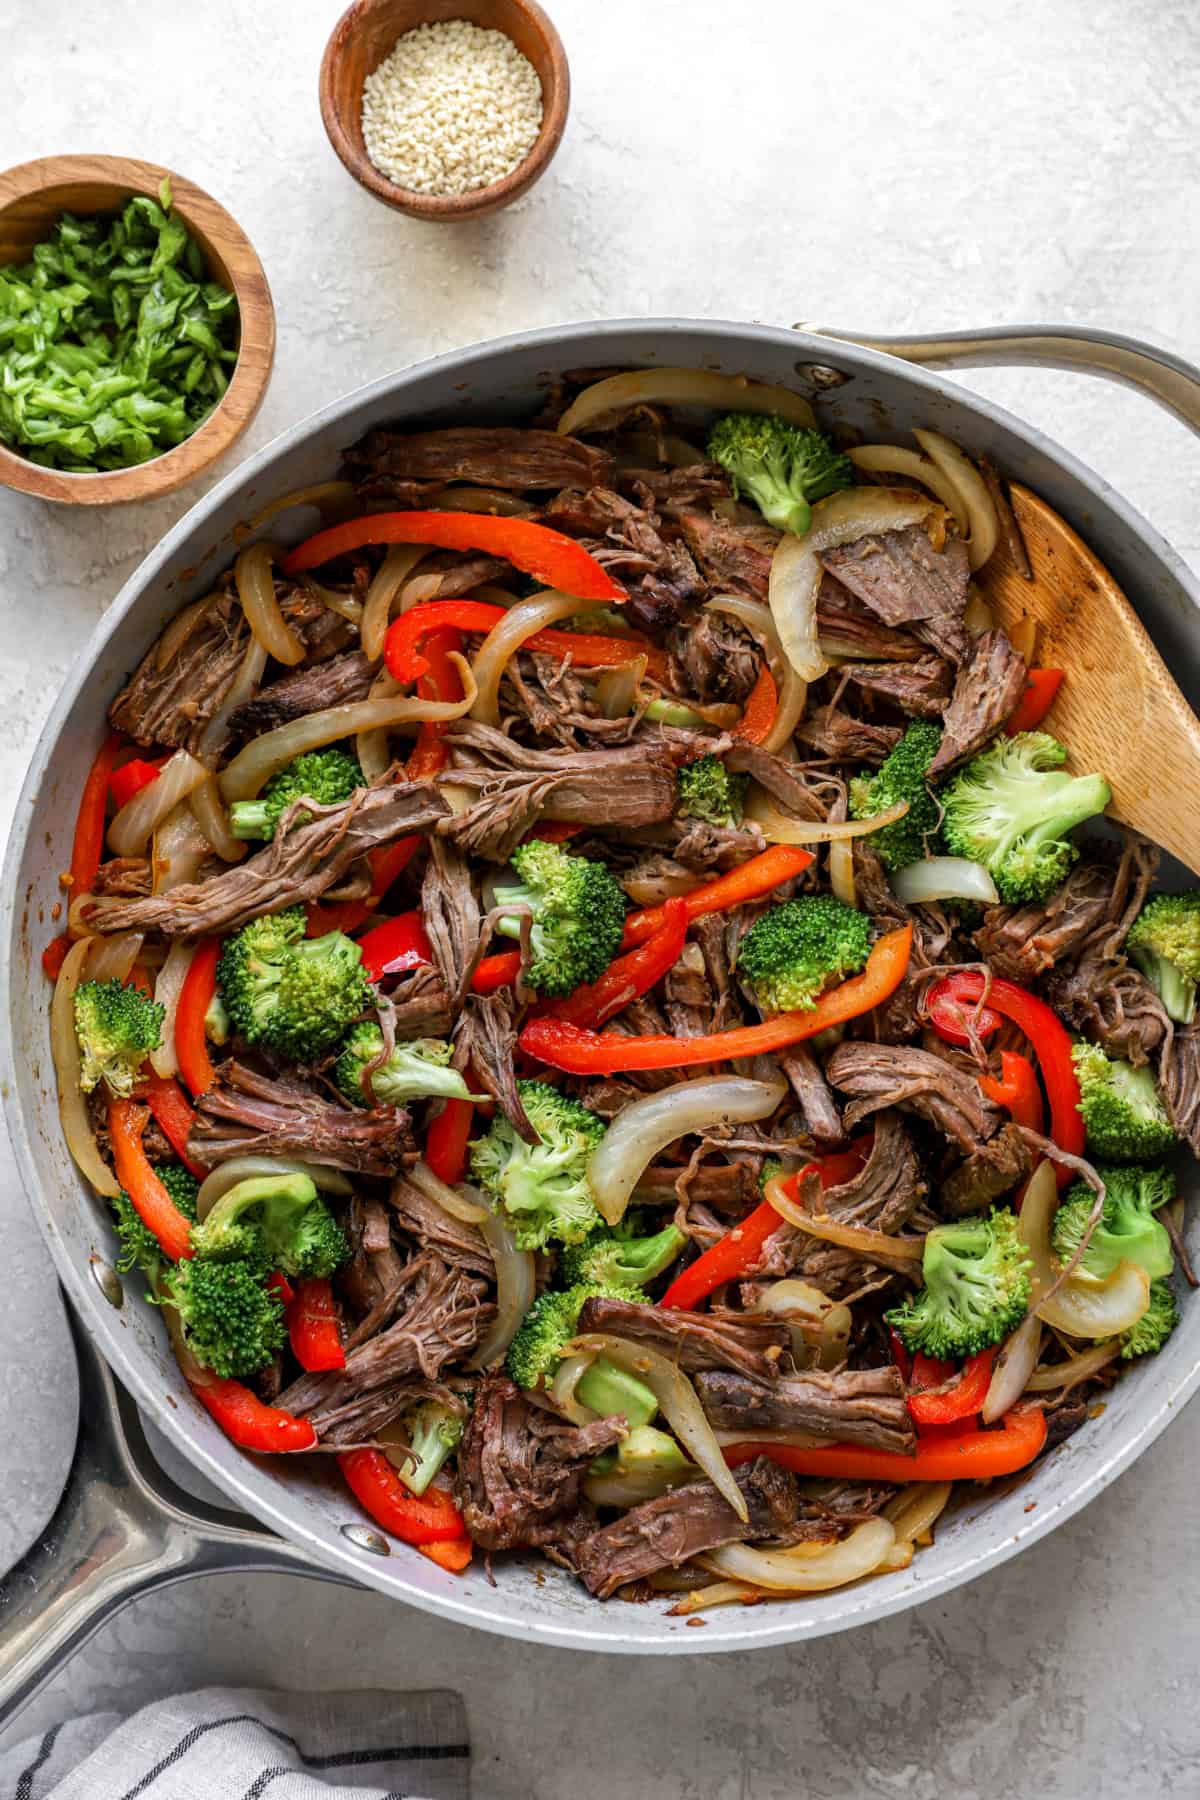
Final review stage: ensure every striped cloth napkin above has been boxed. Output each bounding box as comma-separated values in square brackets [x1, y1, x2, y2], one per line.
[0, 1686, 469, 1800]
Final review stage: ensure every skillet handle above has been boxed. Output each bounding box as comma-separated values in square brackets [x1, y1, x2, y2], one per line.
[794, 323, 1200, 436]
[0, 1305, 346, 1728]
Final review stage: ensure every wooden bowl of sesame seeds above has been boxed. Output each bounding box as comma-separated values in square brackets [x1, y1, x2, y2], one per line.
[319, 0, 569, 221]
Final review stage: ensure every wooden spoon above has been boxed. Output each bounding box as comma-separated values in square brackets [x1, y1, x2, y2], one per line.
[974, 484, 1200, 873]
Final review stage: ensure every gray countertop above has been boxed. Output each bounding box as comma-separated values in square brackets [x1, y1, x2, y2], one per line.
[2, 1, 1199, 1792]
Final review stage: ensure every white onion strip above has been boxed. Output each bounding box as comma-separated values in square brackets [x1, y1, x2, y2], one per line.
[361, 545, 430, 661]
[1025, 1339, 1121, 1392]
[571, 1332, 748, 1522]
[149, 940, 194, 1077]
[153, 801, 213, 892]
[235, 541, 305, 667]
[982, 1314, 1043, 1423]
[427, 485, 533, 517]
[704, 1518, 896, 1592]
[246, 481, 354, 530]
[357, 669, 403, 784]
[711, 1427, 827, 1451]
[195, 636, 269, 767]
[828, 839, 856, 909]
[745, 790, 908, 847]
[587, 1076, 786, 1229]
[470, 589, 593, 728]
[85, 931, 144, 985]
[1019, 1159, 1150, 1337]
[550, 1351, 601, 1426]
[848, 446, 970, 534]
[50, 937, 120, 1198]
[705, 595, 806, 754]
[912, 431, 999, 571]
[557, 368, 817, 436]
[471, 1206, 536, 1370]
[217, 663, 477, 803]
[189, 776, 247, 865]
[406, 1158, 489, 1225]
[196, 1156, 352, 1221]
[892, 858, 1000, 907]
[107, 750, 208, 858]
[764, 1177, 925, 1268]
[156, 594, 213, 671]
[884, 1482, 953, 1547]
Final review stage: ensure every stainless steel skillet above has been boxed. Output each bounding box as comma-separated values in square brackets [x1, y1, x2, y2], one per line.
[2, 318, 1198, 1716]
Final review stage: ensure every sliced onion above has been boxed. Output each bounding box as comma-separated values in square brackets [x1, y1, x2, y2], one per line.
[982, 1314, 1043, 1423]
[153, 801, 212, 892]
[196, 1156, 352, 1221]
[609, 430, 708, 470]
[892, 857, 1000, 907]
[195, 635, 268, 766]
[361, 545, 430, 661]
[704, 1518, 896, 1592]
[764, 1177, 925, 1269]
[235, 541, 304, 666]
[67, 891, 98, 938]
[470, 590, 595, 728]
[149, 940, 194, 1078]
[471, 1206, 535, 1370]
[711, 1427, 827, 1451]
[302, 578, 364, 626]
[705, 596, 807, 754]
[587, 1076, 786, 1228]
[668, 1578, 770, 1614]
[558, 368, 817, 437]
[912, 431, 999, 571]
[85, 930, 144, 984]
[357, 668, 403, 784]
[189, 776, 247, 865]
[1025, 1339, 1121, 1392]
[829, 839, 856, 909]
[963, 587, 995, 637]
[584, 1460, 700, 1510]
[848, 446, 969, 534]
[550, 1350, 601, 1426]
[594, 655, 647, 720]
[1009, 615, 1038, 664]
[107, 750, 208, 858]
[50, 936, 120, 1198]
[1018, 1159, 1151, 1337]
[745, 789, 908, 846]
[755, 1280, 851, 1369]
[883, 1482, 953, 1546]
[621, 865, 700, 906]
[246, 481, 354, 530]
[406, 1158, 489, 1225]
[427, 484, 533, 517]
[156, 594, 214, 671]
[572, 1332, 749, 1521]
[217, 664, 476, 802]
[768, 488, 936, 684]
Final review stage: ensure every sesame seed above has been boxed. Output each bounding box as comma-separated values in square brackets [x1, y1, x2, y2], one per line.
[361, 19, 544, 198]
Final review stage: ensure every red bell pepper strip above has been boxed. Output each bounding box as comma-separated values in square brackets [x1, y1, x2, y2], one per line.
[660, 1138, 872, 1310]
[189, 1373, 317, 1453]
[42, 935, 71, 981]
[908, 1348, 996, 1427]
[888, 1328, 912, 1383]
[470, 950, 522, 994]
[551, 898, 688, 1030]
[108, 1099, 195, 1263]
[267, 1270, 296, 1306]
[980, 1050, 1046, 1134]
[732, 660, 778, 746]
[143, 1072, 209, 1179]
[282, 511, 627, 604]
[909, 1351, 955, 1390]
[286, 1277, 347, 1372]
[724, 1405, 1048, 1483]
[109, 757, 165, 811]
[382, 599, 667, 687]
[927, 971, 1082, 1183]
[425, 1099, 475, 1186]
[622, 846, 815, 949]
[522, 926, 914, 1076]
[338, 1447, 468, 1544]
[420, 1536, 473, 1573]
[357, 909, 434, 983]
[44, 730, 126, 973]
[926, 987, 1001, 1048]
[174, 938, 221, 1099]
[1006, 668, 1064, 736]
[524, 821, 585, 845]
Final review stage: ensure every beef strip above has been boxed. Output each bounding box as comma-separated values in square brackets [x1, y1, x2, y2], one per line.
[667, 611, 759, 706]
[939, 1122, 1033, 1218]
[91, 783, 447, 937]
[1163, 1027, 1200, 1155]
[927, 629, 1027, 777]
[821, 526, 971, 664]
[228, 649, 376, 738]
[421, 837, 481, 1003]
[816, 574, 927, 662]
[673, 509, 778, 600]
[191, 1061, 415, 1174]
[345, 425, 614, 494]
[825, 1042, 1004, 1154]
[575, 1456, 802, 1599]
[92, 856, 152, 898]
[338, 1194, 407, 1318]
[387, 1173, 494, 1278]
[780, 1045, 846, 1148]
[109, 590, 249, 751]
[575, 1296, 789, 1381]
[695, 1366, 916, 1454]
[456, 992, 536, 1142]
[389, 965, 453, 1040]
[842, 653, 954, 720]
[455, 1372, 625, 1552]
[796, 704, 901, 766]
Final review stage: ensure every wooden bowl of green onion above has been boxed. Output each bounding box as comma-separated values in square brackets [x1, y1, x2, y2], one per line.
[0, 154, 275, 505]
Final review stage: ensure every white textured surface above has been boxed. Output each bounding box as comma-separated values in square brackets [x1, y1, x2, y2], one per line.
[2, 0, 1199, 1790]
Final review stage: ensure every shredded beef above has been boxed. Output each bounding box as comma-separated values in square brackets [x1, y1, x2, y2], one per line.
[421, 838, 481, 1003]
[456, 992, 536, 1142]
[816, 574, 927, 662]
[92, 857, 152, 898]
[346, 425, 614, 494]
[821, 525, 971, 664]
[927, 629, 1027, 776]
[939, 1123, 1033, 1217]
[825, 1042, 1004, 1154]
[668, 611, 759, 706]
[673, 508, 778, 599]
[1162, 1027, 1200, 1155]
[389, 965, 453, 1040]
[109, 590, 250, 751]
[575, 1296, 789, 1381]
[975, 859, 1128, 983]
[723, 743, 837, 821]
[780, 1046, 846, 1148]
[632, 1160, 758, 1213]
[842, 653, 954, 720]
[229, 649, 376, 738]
[544, 484, 706, 636]
[695, 1366, 916, 1454]
[387, 1174, 494, 1277]
[337, 1195, 407, 1319]
[191, 1061, 415, 1174]
[796, 703, 901, 765]
[1046, 951, 1171, 1067]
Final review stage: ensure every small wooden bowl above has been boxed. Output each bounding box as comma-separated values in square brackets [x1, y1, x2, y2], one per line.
[0, 155, 275, 506]
[320, 0, 569, 221]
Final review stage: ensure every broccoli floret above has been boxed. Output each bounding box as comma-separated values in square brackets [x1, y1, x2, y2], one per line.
[707, 413, 854, 536]
[886, 1209, 1032, 1359]
[677, 755, 747, 828]
[506, 1282, 657, 1426]
[163, 1255, 285, 1379]
[848, 722, 943, 872]
[217, 907, 372, 1062]
[334, 1025, 481, 1109]
[1051, 1166, 1175, 1282]
[73, 978, 163, 1097]
[157, 1162, 200, 1218]
[560, 1220, 687, 1290]
[189, 1172, 348, 1280]
[1121, 1278, 1179, 1359]
[110, 1162, 199, 1289]
[1072, 1042, 1177, 1162]
[1127, 891, 1200, 1025]
[470, 1080, 606, 1250]
[737, 895, 872, 1015]
[492, 840, 626, 998]
[759, 1156, 787, 1192]
[204, 988, 231, 1046]
[941, 732, 1111, 905]
[228, 748, 362, 841]
[395, 1399, 465, 1496]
